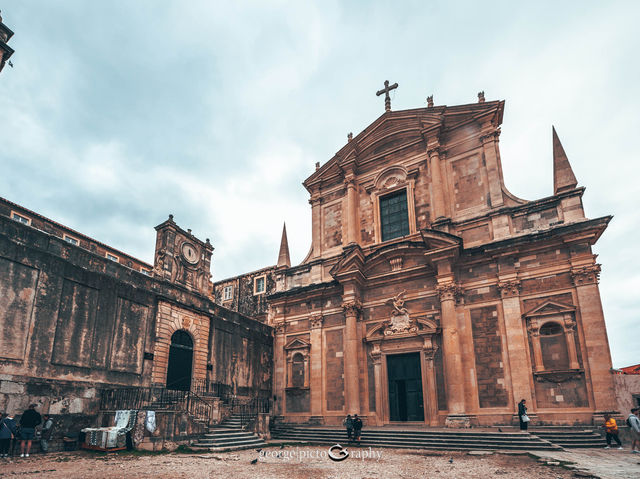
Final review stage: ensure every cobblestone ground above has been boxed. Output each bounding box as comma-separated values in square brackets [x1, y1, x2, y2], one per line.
[0, 447, 638, 478]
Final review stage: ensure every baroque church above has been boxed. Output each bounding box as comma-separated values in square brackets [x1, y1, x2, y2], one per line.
[0, 12, 617, 431]
[214, 89, 616, 427]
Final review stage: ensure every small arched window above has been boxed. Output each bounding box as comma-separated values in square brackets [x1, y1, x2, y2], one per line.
[539, 322, 569, 370]
[291, 353, 305, 388]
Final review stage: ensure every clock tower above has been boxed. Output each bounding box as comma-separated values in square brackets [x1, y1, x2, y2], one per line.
[153, 214, 213, 295]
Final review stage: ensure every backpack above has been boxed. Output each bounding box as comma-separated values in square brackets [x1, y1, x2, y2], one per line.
[627, 416, 633, 428]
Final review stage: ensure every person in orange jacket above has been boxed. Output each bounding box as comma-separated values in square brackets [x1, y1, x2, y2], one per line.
[603, 413, 623, 449]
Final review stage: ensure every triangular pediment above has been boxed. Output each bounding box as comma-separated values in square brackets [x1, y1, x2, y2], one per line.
[329, 244, 366, 279]
[284, 337, 310, 350]
[304, 101, 504, 191]
[523, 299, 576, 317]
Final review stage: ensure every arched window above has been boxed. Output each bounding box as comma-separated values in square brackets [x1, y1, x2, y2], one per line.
[291, 353, 305, 388]
[539, 322, 569, 370]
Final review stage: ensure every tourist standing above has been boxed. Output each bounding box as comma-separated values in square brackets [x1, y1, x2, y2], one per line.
[602, 413, 623, 449]
[628, 408, 640, 454]
[40, 415, 53, 454]
[352, 414, 363, 444]
[19, 404, 41, 457]
[517, 399, 529, 431]
[342, 414, 353, 441]
[0, 413, 17, 457]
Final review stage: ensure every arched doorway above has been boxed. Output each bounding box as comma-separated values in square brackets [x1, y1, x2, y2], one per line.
[166, 330, 193, 391]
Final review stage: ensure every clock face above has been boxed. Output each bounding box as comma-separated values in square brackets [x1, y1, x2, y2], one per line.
[181, 243, 199, 265]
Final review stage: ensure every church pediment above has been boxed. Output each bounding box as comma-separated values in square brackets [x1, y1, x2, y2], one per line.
[523, 299, 576, 318]
[284, 337, 310, 350]
[329, 244, 366, 281]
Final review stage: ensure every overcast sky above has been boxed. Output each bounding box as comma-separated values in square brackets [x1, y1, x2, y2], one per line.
[1, 1, 638, 367]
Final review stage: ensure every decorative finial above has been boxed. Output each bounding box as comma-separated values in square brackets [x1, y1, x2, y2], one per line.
[376, 80, 399, 112]
[315, 162, 320, 170]
[347, 132, 353, 141]
[187, 229, 192, 235]
[427, 95, 434, 108]
[477, 91, 485, 103]
[168, 214, 174, 221]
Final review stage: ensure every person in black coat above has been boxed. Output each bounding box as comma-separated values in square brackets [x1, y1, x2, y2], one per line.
[352, 414, 363, 443]
[19, 404, 42, 457]
[517, 399, 529, 431]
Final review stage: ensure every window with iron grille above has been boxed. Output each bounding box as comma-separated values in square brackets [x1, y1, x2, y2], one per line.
[223, 285, 233, 300]
[380, 189, 409, 242]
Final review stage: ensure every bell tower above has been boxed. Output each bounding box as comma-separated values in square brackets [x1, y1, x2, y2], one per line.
[153, 215, 214, 295]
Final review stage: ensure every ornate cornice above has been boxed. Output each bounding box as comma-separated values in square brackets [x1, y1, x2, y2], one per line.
[436, 283, 462, 302]
[479, 129, 501, 143]
[571, 264, 601, 286]
[342, 300, 362, 319]
[274, 322, 286, 335]
[497, 279, 521, 298]
[309, 314, 324, 330]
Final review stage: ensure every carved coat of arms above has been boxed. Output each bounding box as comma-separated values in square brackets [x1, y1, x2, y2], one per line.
[384, 291, 418, 335]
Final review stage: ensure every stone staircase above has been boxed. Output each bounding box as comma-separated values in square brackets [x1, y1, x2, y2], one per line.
[191, 414, 265, 452]
[531, 429, 606, 448]
[271, 425, 562, 451]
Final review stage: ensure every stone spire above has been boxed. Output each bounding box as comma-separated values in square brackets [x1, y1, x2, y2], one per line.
[277, 223, 291, 268]
[552, 126, 578, 194]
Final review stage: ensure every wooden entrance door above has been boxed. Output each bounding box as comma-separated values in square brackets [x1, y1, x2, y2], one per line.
[387, 352, 424, 421]
[166, 330, 193, 391]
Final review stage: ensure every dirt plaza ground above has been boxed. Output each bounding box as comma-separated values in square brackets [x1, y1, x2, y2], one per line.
[0, 446, 639, 479]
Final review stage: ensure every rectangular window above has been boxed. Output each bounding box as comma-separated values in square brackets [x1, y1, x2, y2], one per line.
[11, 211, 31, 225]
[63, 234, 79, 246]
[254, 276, 266, 295]
[223, 285, 233, 301]
[380, 189, 409, 242]
[106, 253, 119, 262]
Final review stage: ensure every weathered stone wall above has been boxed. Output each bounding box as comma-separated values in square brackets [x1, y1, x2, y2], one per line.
[0, 213, 273, 420]
[614, 374, 640, 415]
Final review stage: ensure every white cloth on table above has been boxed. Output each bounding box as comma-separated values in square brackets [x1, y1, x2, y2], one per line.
[145, 411, 156, 434]
[82, 409, 138, 449]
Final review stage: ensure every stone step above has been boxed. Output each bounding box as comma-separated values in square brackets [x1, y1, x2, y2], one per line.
[196, 436, 263, 446]
[271, 427, 534, 439]
[271, 429, 558, 450]
[533, 431, 606, 448]
[203, 431, 254, 438]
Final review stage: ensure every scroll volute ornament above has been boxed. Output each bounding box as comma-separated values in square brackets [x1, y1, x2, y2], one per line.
[570, 264, 601, 286]
[497, 279, 521, 298]
[309, 314, 324, 330]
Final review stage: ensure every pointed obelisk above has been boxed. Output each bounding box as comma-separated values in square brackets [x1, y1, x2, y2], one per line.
[552, 126, 578, 194]
[277, 223, 291, 268]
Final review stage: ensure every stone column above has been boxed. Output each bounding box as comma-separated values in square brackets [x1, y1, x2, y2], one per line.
[422, 340, 439, 426]
[428, 147, 446, 220]
[479, 126, 504, 208]
[571, 264, 616, 415]
[527, 321, 545, 372]
[274, 322, 286, 416]
[498, 279, 534, 408]
[342, 300, 362, 415]
[345, 176, 358, 245]
[309, 194, 322, 259]
[370, 342, 384, 425]
[436, 282, 467, 426]
[309, 315, 324, 419]
[563, 315, 580, 370]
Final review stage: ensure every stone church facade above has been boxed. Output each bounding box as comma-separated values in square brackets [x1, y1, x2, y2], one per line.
[218, 94, 615, 427]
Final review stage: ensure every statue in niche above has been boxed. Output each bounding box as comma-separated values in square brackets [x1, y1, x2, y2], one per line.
[384, 291, 417, 335]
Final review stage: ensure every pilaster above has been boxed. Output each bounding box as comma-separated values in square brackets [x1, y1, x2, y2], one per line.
[342, 299, 362, 415]
[497, 278, 534, 408]
[309, 314, 324, 418]
[570, 263, 616, 415]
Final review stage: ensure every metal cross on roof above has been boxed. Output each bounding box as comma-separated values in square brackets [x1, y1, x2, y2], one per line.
[376, 80, 398, 112]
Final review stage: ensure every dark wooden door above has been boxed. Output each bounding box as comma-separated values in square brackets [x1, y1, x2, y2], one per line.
[166, 330, 193, 391]
[387, 352, 424, 421]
